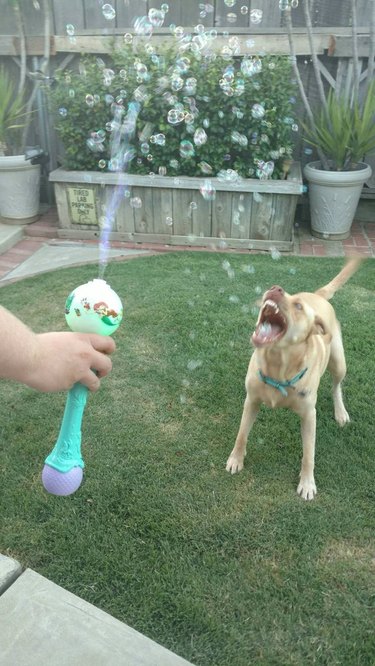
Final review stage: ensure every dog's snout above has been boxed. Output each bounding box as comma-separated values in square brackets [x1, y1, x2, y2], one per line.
[266, 285, 285, 302]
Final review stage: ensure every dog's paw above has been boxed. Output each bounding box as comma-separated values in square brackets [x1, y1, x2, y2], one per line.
[297, 477, 317, 501]
[335, 407, 350, 426]
[225, 454, 244, 474]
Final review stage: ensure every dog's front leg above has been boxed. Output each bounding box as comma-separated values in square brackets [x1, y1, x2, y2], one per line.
[226, 396, 259, 474]
[297, 408, 317, 500]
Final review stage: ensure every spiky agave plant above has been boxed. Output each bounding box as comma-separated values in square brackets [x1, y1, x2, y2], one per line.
[0, 67, 30, 156]
[302, 81, 375, 171]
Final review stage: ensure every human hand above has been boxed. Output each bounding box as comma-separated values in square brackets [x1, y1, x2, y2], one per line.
[24, 331, 116, 392]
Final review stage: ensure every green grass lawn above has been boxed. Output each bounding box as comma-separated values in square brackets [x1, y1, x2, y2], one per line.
[1, 253, 374, 665]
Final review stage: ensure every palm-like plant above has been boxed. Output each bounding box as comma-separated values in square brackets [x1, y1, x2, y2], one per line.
[0, 66, 30, 156]
[285, 0, 375, 172]
[302, 82, 375, 170]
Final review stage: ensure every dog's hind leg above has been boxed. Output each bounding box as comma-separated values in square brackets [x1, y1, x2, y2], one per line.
[226, 396, 259, 474]
[328, 324, 350, 426]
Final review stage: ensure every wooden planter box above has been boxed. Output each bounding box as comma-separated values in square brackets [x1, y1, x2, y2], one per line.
[49, 162, 302, 251]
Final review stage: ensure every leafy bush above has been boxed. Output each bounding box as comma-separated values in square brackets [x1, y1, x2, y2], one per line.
[50, 44, 297, 180]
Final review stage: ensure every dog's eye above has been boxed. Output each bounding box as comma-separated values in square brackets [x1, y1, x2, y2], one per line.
[294, 302, 303, 310]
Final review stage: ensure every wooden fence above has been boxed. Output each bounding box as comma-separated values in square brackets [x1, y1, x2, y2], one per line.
[0, 0, 373, 34]
[0, 0, 374, 192]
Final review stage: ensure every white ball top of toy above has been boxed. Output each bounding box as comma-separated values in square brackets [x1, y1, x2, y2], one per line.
[65, 279, 123, 336]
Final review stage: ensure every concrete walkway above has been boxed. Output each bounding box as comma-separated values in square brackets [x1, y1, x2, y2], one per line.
[0, 555, 193, 666]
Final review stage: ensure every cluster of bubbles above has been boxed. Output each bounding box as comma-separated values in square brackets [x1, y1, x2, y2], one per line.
[56, 1, 301, 298]
[255, 160, 275, 179]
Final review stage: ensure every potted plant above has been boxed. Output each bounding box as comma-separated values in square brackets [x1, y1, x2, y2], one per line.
[48, 42, 303, 251]
[0, 66, 42, 224]
[302, 85, 374, 239]
[285, 0, 374, 239]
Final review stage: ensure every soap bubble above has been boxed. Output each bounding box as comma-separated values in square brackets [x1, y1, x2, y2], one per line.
[199, 161, 213, 174]
[171, 76, 184, 91]
[165, 216, 173, 226]
[217, 169, 241, 184]
[102, 4, 116, 20]
[190, 201, 198, 210]
[194, 128, 208, 146]
[231, 131, 248, 147]
[66, 24, 75, 36]
[187, 360, 203, 371]
[58, 107, 68, 117]
[167, 109, 185, 125]
[124, 33, 133, 44]
[251, 103, 265, 119]
[250, 8, 263, 23]
[200, 179, 216, 200]
[176, 56, 190, 73]
[226, 13, 237, 23]
[256, 160, 274, 179]
[241, 263, 255, 274]
[134, 15, 153, 37]
[179, 140, 195, 158]
[240, 5, 248, 13]
[224, 0, 236, 6]
[148, 8, 165, 27]
[130, 197, 142, 208]
[244, 58, 262, 77]
[184, 112, 195, 125]
[155, 133, 166, 146]
[270, 246, 281, 260]
[98, 159, 106, 169]
[85, 94, 95, 107]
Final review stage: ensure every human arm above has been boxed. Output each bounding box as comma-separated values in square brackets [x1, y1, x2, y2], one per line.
[0, 306, 115, 392]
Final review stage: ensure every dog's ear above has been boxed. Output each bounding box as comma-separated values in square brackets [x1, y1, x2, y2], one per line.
[312, 315, 332, 342]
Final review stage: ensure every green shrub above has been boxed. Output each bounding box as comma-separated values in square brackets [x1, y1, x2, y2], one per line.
[50, 44, 297, 179]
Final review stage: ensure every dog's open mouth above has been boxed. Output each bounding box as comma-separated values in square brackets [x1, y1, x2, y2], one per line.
[252, 299, 287, 347]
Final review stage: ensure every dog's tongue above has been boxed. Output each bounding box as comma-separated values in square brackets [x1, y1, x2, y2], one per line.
[253, 321, 282, 345]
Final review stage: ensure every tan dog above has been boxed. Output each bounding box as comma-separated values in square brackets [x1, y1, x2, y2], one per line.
[226, 258, 361, 500]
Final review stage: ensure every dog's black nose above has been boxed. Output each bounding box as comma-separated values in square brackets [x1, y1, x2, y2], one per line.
[266, 285, 285, 301]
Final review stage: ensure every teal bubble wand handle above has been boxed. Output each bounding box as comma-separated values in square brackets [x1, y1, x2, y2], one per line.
[42, 383, 89, 495]
[42, 278, 123, 496]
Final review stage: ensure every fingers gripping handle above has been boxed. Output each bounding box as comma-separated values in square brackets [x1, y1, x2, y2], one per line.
[42, 382, 89, 496]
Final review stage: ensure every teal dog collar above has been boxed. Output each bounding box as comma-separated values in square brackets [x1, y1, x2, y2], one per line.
[258, 367, 308, 397]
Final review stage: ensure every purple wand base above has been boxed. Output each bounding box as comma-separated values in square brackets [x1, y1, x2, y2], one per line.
[42, 464, 83, 496]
